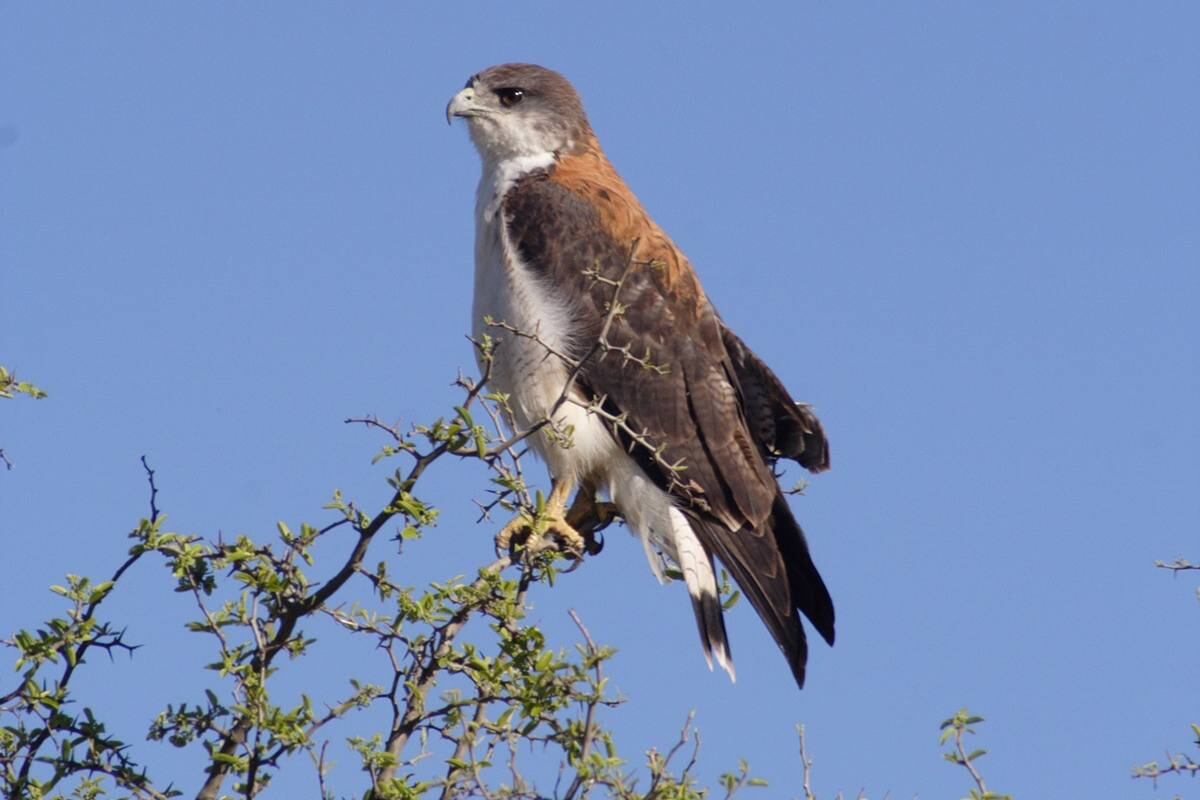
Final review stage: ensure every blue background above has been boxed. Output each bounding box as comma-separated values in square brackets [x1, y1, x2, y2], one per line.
[3, 3, 1198, 797]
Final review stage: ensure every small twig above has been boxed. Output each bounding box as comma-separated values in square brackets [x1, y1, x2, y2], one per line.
[464, 703, 495, 800]
[140, 455, 160, 523]
[344, 415, 406, 443]
[440, 701, 489, 800]
[645, 713, 699, 797]
[954, 724, 989, 796]
[562, 609, 602, 800]
[1155, 558, 1200, 573]
[188, 582, 234, 669]
[798, 724, 816, 800]
[315, 741, 330, 800]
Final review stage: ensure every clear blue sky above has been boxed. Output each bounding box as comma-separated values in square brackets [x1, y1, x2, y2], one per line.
[3, 3, 1198, 797]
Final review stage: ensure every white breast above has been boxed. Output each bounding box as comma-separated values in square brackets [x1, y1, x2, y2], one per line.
[471, 154, 614, 482]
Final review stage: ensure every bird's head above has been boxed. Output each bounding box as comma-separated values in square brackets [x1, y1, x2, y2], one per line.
[446, 63, 590, 163]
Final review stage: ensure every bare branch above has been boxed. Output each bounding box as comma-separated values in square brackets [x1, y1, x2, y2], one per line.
[562, 609, 602, 800]
[141, 455, 161, 523]
[798, 724, 816, 800]
[1155, 558, 1200, 573]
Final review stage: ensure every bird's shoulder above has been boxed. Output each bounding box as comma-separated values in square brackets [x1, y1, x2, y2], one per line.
[501, 139, 706, 319]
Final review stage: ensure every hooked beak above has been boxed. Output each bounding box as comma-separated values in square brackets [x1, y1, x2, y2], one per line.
[446, 87, 483, 126]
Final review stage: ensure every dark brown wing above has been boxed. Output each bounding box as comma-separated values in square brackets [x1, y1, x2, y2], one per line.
[504, 172, 772, 523]
[720, 326, 830, 473]
[504, 170, 832, 685]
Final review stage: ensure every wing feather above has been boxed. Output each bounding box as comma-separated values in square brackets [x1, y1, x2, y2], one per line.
[680, 353, 774, 526]
[721, 326, 830, 472]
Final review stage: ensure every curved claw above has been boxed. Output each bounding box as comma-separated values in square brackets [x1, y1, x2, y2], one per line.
[544, 519, 586, 558]
[583, 529, 605, 556]
[498, 479, 614, 563]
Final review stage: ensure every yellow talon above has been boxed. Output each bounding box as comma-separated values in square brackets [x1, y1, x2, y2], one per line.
[494, 477, 589, 557]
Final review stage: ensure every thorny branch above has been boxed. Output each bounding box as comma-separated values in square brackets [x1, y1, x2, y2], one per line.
[1133, 750, 1200, 785]
[3, 240, 780, 800]
[1155, 558, 1200, 573]
[194, 365, 504, 800]
[1, 460, 161, 798]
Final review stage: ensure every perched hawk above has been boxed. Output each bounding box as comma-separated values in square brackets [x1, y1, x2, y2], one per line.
[447, 63, 834, 687]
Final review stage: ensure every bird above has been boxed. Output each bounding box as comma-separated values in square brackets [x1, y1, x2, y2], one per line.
[447, 63, 834, 688]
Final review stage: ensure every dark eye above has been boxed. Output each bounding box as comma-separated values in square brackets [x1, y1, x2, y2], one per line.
[496, 88, 525, 108]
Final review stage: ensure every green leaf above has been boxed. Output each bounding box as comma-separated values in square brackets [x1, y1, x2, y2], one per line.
[87, 580, 115, 604]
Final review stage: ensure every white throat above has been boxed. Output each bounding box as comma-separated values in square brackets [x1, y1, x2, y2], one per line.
[475, 151, 556, 222]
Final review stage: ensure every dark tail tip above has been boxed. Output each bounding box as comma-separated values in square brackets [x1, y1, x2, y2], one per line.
[772, 494, 836, 648]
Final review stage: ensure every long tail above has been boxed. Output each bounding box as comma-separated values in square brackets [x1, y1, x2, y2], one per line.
[691, 493, 834, 688]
